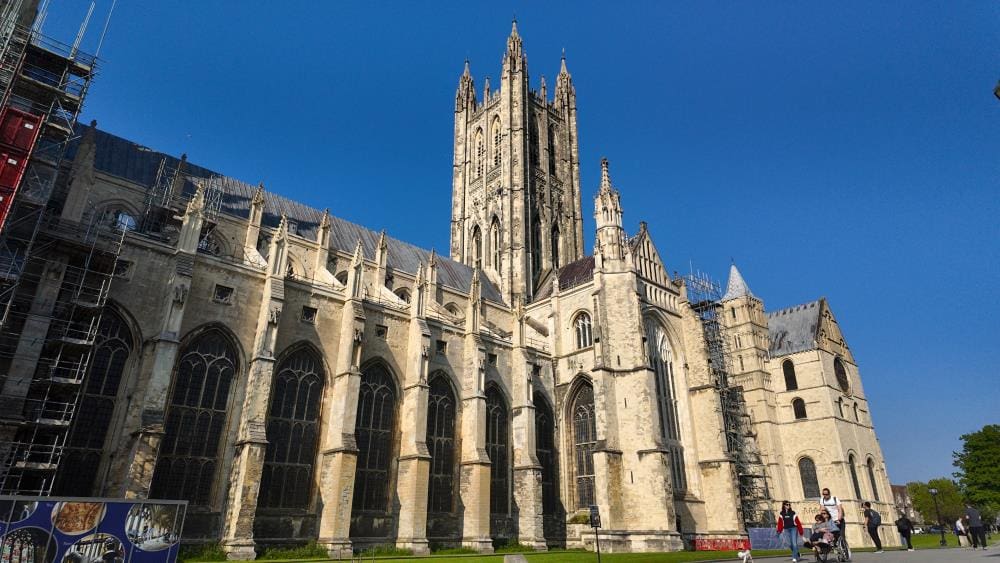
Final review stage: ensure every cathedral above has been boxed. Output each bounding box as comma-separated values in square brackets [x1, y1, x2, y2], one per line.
[0, 20, 898, 557]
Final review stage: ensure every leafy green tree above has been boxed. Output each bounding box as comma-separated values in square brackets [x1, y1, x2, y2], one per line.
[908, 479, 965, 525]
[954, 424, 1000, 522]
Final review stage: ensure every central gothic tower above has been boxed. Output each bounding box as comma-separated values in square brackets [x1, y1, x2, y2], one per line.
[450, 22, 584, 304]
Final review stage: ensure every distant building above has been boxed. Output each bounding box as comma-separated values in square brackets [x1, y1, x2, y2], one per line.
[0, 13, 900, 559]
[892, 484, 920, 522]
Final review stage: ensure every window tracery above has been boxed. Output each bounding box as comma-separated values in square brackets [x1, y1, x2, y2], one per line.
[485, 385, 509, 515]
[534, 392, 558, 514]
[352, 363, 396, 513]
[572, 384, 596, 509]
[54, 309, 133, 495]
[645, 319, 687, 491]
[150, 328, 238, 505]
[427, 374, 457, 513]
[259, 347, 324, 509]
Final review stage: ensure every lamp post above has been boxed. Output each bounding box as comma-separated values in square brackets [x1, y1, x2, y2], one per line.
[928, 488, 947, 547]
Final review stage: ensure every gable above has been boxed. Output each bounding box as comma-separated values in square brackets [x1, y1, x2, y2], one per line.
[630, 224, 671, 287]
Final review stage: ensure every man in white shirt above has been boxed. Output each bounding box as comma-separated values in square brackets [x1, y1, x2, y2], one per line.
[819, 488, 846, 535]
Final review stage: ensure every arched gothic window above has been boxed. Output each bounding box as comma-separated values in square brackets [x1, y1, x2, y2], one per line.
[530, 215, 542, 282]
[792, 398, 807, 420]
[492, 118, 502, 167]
[799, 457, 820, 498]
[547, 126, 557, 176]
[475, 130, 485, 177]
[848, 454, 862, 499]
[834, 357, 850, 393]
[472, 226, 482, 269]
[353, 363, 397, 513]
[54, 309, 133, 496]
[150, 328, 238, 505]
[867, 458, 880, 501]
[853, 403, 860, 422]
[529, 123, 540, 166]
[645, 319, 686, 491]
[534, 391, 558, 514]
[485, 385, 510, 516]
[837, 397, 845, 418]
[490, 218, 502, 272]
[259, 346, 324, 509]
[783, 360, 798, 391]
[571, 384, 596, 509]
[550, 225, 560, 269]
[574, 312, 593, 349]
[427, 374, 457, 513]
[394, 288, 411, 304]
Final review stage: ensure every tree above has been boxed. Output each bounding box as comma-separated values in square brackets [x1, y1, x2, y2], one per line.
[954, 424, 1000, 521]
[908, 478, 965, 526]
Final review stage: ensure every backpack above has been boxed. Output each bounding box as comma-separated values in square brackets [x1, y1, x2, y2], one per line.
[868, 509, 881, 527]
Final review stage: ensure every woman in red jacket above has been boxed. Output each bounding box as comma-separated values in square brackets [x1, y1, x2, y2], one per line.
[776, 500, 805, 562]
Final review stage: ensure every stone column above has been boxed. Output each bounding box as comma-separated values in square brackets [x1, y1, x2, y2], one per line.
[395, 265, 432, 554]
[221, 218, 289, 559]
[459, 271, 492, 552]
[510, 302, 546, 549]
[317, 242, 366, 558]
[119, 186, 205, 497]
[0, 258, 68, 448]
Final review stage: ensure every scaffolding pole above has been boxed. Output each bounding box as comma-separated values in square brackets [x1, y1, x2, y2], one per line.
[685, 269, 774, 529]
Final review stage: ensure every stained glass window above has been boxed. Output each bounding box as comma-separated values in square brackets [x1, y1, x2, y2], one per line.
[54, 309, 133, 496]
[645, 319, 687, 491]
[799, 457, 820, 498]
[485, 385, 509, 515]
[352, 363, 396, 513]
[427, 374, 457, 513]
[259, 346, 324, 509]
[534, 391, 558, 514]
[150, 328, 238, 506]
[572, 384, 596, 509]
[574, 313, 592, 349]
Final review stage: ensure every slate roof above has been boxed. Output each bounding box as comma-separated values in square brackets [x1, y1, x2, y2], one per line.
[767, 300, 821, 357]
[532, 255, 595, 301]
[721, 263, 754, 301]
[68, 126, 504, 304]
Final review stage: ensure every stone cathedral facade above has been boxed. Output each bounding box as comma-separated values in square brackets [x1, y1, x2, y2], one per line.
[0, 24, 900, 557]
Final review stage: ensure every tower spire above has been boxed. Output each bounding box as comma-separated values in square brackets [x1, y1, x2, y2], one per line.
[722, 263, 755, 301]
[455, 59, 476, 111]
[504, 18, 525, 72]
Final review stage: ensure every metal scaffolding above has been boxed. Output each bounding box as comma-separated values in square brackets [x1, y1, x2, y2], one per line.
[0, 1, 119, 496]
[685, 269, 774, 529]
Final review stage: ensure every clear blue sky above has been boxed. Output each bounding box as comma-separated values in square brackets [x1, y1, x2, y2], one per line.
[45, 1, 998, 485]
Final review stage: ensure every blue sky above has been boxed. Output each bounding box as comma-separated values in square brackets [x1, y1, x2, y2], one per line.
[44, 1, 998, 485]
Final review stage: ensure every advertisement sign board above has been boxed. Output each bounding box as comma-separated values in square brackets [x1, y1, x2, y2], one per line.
[0, 496, 187, 563]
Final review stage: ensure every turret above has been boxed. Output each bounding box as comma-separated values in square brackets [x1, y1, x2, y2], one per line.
[503, 20, 526, 74]
[455, 60, 476, 112]
[594, 158, 627, 264]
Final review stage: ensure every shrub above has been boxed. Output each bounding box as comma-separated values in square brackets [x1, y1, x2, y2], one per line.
[178, 543, 227, 562]
[258, 541, 328, 560]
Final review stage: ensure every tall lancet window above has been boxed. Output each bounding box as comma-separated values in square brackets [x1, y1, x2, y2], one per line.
[259, 346, 324, 509]
[353, 363, 397, 513]
[490, 218, 501, 272]
[645, 318, 687, 491]
[550, 225, 561, 269]
[547, 125, 557, 176]
[151, 328, 238, 506]
[475, 129, 485, 177]
[534, 392, 558, 514]
[571, 383, 597, 509]
[54, 308, 133, 496]
[485, 385, 510, 516]
[574, 312, 593, 349]
[427, 374, 457, 513]
[531, 215, 542, 281]
[492, 117, 502, 167]
[472, 226, 482, 269]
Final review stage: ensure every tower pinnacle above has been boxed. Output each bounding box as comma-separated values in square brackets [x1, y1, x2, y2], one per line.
[722, 263, 755, 301]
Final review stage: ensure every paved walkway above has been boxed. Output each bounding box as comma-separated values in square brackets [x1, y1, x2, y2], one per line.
[770, 546, 996, 563]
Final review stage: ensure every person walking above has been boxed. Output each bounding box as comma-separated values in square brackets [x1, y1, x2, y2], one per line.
[894, 514, 915, 551]
[965, 504, 987, 550]
[862, 501, 883, 553]
[776, 501, 804, 562]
